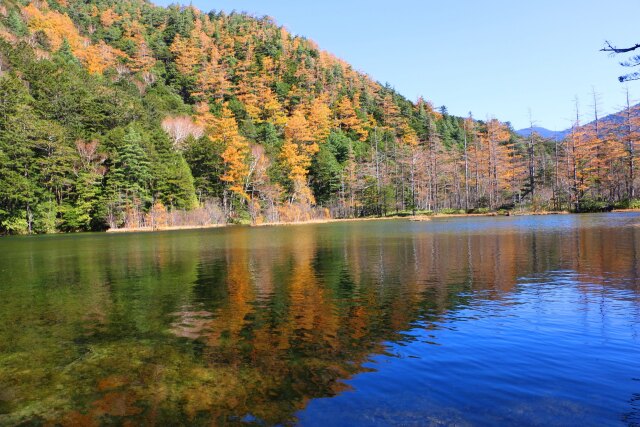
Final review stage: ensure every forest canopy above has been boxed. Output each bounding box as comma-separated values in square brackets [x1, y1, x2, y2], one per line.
[0, 0, 638, 234]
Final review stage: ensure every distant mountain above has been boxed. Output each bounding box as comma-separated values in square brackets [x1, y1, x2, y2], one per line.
[517, 103, 640, 140]
[515, 127, 569, 140]
[592, 103, 640, 128]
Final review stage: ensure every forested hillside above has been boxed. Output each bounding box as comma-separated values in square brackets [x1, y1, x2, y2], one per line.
[0, 0, 638, 234]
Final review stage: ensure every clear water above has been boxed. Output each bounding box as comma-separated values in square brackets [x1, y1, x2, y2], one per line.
[0, 213, 639, 426]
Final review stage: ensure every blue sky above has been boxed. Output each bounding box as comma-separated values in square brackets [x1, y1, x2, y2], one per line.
[154, 0, 640, 130]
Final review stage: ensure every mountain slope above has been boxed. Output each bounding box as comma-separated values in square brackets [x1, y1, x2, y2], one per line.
[0, 0, 479, 233]
[0, 0, 637, 234]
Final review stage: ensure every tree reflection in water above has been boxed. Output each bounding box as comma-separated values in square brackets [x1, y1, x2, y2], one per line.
[0, 214, 639, 425]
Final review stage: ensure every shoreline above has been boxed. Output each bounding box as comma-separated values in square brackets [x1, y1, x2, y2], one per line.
[612, 208, 640, 213]
[104, 210, 577, 233]
[106, 223, 226, 233]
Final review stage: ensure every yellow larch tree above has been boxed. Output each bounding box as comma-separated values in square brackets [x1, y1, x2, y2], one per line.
[99, 8, 119, 28]
[485, 118, 512, 207]
[381, 93, 402, 131]
[22, 3, 124, 75]
[335, 96, 367, 141]
[261, 55, 278, 86]
[282, 108, 319, 204]
[498, 135, 526, 195]
[128, 33, 156, 73]
[307, 95, 332, 142]
[194, 101, 216, 131]
[399, 121, 419, 147]
[599, 126, 627, 198]
[259, 87, 287, 126]
[80, 41, 126, 74]
[191, 18, 212, 53]
[170, 33, 203, 76]
[235, 76, 261, 120]
[193, 46, 229, 100]
[216, 105, 250, 199]
[22, 2, 82, 52]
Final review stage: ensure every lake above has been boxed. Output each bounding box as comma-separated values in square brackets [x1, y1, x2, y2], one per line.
[0, 213, 639, 426]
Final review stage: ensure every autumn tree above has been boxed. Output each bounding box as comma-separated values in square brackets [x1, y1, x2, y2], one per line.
[193, 46, 230, 100]
[307, 95, 332, 143]
[621, 87, 640, 198]
[281, 108, 319, 205]
[335, 96, 367, 141]
[485, 118, 512, 208]
[199, 103, 251, 204]
[170, 33, 203, 76]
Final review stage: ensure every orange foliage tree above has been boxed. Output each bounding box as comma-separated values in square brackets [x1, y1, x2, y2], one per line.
[307, 95, 332, 142]
[217, 105, 250, 199]
[281, 108, 319, 205]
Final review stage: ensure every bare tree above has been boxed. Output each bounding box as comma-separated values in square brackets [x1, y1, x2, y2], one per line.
[622, 86, 637, 198]
[527, 109, 537, 198]
[161, 116, 204, 151]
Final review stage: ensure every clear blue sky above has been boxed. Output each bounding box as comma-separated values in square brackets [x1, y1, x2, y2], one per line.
[154, 0, 640, 130]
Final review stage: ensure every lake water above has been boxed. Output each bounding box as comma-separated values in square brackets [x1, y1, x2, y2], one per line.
[0, 214, 639, 426]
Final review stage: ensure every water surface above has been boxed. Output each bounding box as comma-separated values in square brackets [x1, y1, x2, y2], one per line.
[0, 214, 639, 425]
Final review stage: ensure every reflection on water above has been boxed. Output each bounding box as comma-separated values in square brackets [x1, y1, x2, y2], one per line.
[0, 213, 639, 425]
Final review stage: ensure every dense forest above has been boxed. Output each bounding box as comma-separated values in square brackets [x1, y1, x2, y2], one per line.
[0, 0, 639, 234]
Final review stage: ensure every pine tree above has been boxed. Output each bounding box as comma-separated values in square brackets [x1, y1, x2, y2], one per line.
[0, 74, 38, 234]
[105, 127, 152, 226]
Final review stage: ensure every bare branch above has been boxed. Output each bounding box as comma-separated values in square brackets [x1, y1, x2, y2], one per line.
[601, 40, 640, 53]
